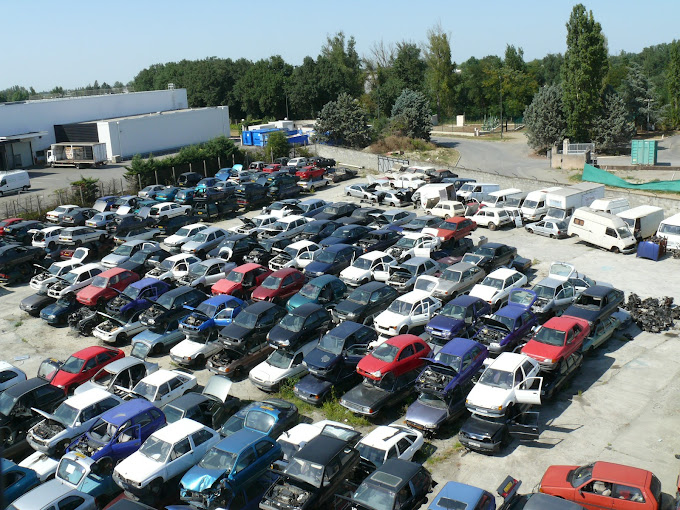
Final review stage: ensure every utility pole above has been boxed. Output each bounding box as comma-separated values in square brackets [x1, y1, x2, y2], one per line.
[499, 75, 503, 139]
[644, 98, 655, 130]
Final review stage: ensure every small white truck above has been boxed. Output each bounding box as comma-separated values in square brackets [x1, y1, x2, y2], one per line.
[47, 142, 108, 168]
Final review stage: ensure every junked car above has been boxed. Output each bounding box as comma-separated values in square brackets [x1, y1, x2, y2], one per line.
[424, 295, 492, 351]
[469, 267, 528, 311]
[355, 425, 425, 468]
[268, 241, 321, 271]
[381, 256, 440, 293]
[31, 225, 64, 250]
[340, 251, 398, 287]
[75, 356, 159, 398]
[521, 316, 591, 370]
[146, 253, 201, 282]
[218, 398, 299, 439]
[125, 369, 198, 407]
[429, 261, 486, 302]
[530, 277, 577, 318]
[332, 281, 399, 325]
[179, 294, 245, 340]
[181, 227, 228, 257]
[58, 226, 107, 246]
[525, 219, 569, 239]
[30, 251, 88, 293]
[562, 285, 625, 325]
[386, 232, 441, 262]
[248, 341, 317, 392]
[176, 258, 235, 290]
[100, 240, 158, 268]
[93, 308, 148, 345]
[163, 223, 208, 252]
[373, 291, 442, 340]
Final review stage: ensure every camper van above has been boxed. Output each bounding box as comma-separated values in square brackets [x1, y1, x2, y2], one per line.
[481, 188, 526, 208]
[457, 182, 500, 202]
[521, 187, 562, 222]
[617, 205, 664, 241]
[0, 171, 30, 196]
[656, 213, 680, 249]
[568, 207, 636, 254]
[589, 198, 630, 215]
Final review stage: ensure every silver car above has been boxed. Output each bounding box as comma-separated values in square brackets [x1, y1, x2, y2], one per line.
[525, 219, 569, 239]
[432, 262, 486, 301]
[181, 227, 228, 256]
[101, 240, 158, 268]
[530, 277, 577, 317]
[57, 226, 106, 245]
[85, 211, 118, 229]
[176, 258, 235, 289]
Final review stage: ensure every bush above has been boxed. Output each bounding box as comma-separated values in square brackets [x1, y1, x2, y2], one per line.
[390, 89, 433, 141]
[369, 135, 436, 154]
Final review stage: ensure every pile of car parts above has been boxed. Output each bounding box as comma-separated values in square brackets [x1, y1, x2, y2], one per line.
[623, 293, 680, 332]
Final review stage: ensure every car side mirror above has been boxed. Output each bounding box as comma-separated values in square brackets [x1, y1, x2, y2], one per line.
[75, 421, 82, 427]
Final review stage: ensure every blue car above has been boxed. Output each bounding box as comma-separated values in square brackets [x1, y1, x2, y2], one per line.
[0, 458, 40, 507]
[179, 429, 282, 508]
[424, 295, 491, 351]
[428, 480, 496, 510]
[175, 188, 196, 205]
[286, 274, 347, 312]
[40, 293, 83, 325]
[105, 277, 171, 315]
[215, 168, 234, 181]
[50, 451, 121, 504]
[155, 186, 181, 202]
[319, 225, 371, 247]
[303, 243, 363, 278]
[474, 289, 538, 355]
[405, 338, 488, 433]
[179, 294, 245, 340]
[196, 177, 220, 193]
[93, 196, 118, 212]
[219, 399, 298, 439]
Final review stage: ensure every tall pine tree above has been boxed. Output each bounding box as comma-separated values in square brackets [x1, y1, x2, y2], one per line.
[665, 40, 680, 128]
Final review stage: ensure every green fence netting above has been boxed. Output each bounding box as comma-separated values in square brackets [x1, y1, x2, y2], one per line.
[582, 163, 680, 192]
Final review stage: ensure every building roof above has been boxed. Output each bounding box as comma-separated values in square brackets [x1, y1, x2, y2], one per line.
[295, 435, 348, 464]
[151, 418, 204, 443]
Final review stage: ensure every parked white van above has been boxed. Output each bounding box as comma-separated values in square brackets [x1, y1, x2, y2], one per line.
[655, 213, 680, 249]
[0, 170, 30, 196]
[567, 207, 636, 254]
[617, 205, 664, 241]
[589, 198, 630, 215]
[457, 182, 500, 201]
[521, 187, 562, 222]
[481, 188, 526, 208]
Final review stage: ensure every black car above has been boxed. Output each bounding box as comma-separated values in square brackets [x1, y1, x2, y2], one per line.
[332, 282, 399, 324]
[193, 200, 237, 221]
[235, 182, 269, 210]
[440, 236, 475, 259]
[315, 202, 360, 221]
[291, 220, 341, 243]
[263, 199, 302, 216]
[461, 242, 517, 274]
[177, 171, 203, 187]
[401, 215, 442, 232]
[0, 262, 34, 285]
[0, 244, 44, 267]
[107, 214, 154, 235]
[255, 236, 292, 258]
[139, 286, 206, 328]
[308, 156, 336, 168]
[338, 207, 382, 227]
[340, 368, 420, 417]
[356, 229, 402, 254]
[320, 225, 371, 247]
[40, 294, 83, 325]
[346, 459, 434, 510]
[562, 285, 625, 325]
[242, 246, 275, 266]
[60, 208, 99, 226]
[156, 214, 201, 236]
[260, 435, 361, 510]
[218, 301, 287, 349]
[264, 173, 300, 199]
[20, 293, 56, 316]
[119, 245, 172, 276]
[328, 167, 358, 183]
[0, 378, 66, 456]
[4, 220, 47, 245]
[267, 303, 331, 350]
[209, 234, 262, 263]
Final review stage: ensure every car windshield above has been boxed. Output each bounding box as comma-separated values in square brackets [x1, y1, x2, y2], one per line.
[52, 402, 80, 426]
[139, 436, 172, 463]
[279, 313, 306, 332]
[175, 227, 193, 237]
[123, 285, 143, 300]
[155, 292, 178, 309]
[193, 232, 211, 243]
[659, 223, 680, 235]
[395, 237, 417, 248]
[523, 199, 539, 209]
[261, 275, 282, 290]
[318, 333, 345, 355]
[550, 263, 573, 278]
[233, 311, 258, 329]
[353, 483, 395, 510]
[461, 254, 483, 265]
[534, 327, 567, 346]
[54, 206, 69, 213]
[387, 299, 412, 315]
[113, 244, 134, 256]
[440, 303, 466, 320]
[90, 276, 109, 288]
[481, 277, 503, 290]
[417, 392, 448, 409]
[302, 222, 325, 233]
[433, 352, 462, 371]
[57, 457, 86, 486]
[533, 285, 556, 299]
[48, 264, 63, 276]
[323, 206, 341, 215]
[61, 355, 85, 374]
[409, 218, 432, 228]
[478, 368, 514, 389]
[352, 257, 373, 270]
[196, 302, 218, 317]
[93, 367, 115, 388]
[61, 272, 80, 284]
[199, 447, 237, 471]
[356, 443, 387, 467]
[569, 464, 594, 488]
[0, 393, 17, 416]
[283, 246, 300, 258]
[371, 343, 399, 362]
[189, 263, 209, 277]
[226, 271, 244, 283]
[441, 269, 462, 283]
[132, 381, 157, 400]
[220, 415, 245, 436]
[475, 246, 499, 257]
[617, 226, 632, 238]
[348, 288, 373, 305]
[286, 458, 324, 487]
[487, 314, 515, 331]
[245, 410, 275, 433]
[315, 250, 338, 264]
[299, 283, 322, 299]
[268, 349, 294, 369]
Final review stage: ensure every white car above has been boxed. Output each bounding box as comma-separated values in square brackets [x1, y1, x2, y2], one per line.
[298, 176, 330, 191]
[426, 200, 467, 219]
[31, 226, 64, 250]
[389, 173, 426, 190]
[277, 420, 357, 460]
[93, 309, 148, 344]
[175, 258, 235, 289]
[9, 482, 96, 510]
[469, 267, 528, 310]
[257, 215, 309, 239]
[227, 215, 278, 236]
[127, 369, 198, 407]
[269, 240, 321, 271]
[27, 388, 123, 456]
[148, 202, 192, 220]
[170, 332, 223, 368]
[378, 257, 440, 293]
[386, 232, 441, 262]
[146, 253, 201, 282]
[340, 251, 397, 287]
[472, 207, 513, 231]
[248, 340, 316, 392]
[30, 250, 89, 292]
[18, 450, 61, 483]
[373, 290, 442, 340]
[412, 275, 441, 297]
[46, 263, 104, 299]
[46, 204, 79, 223]
[356, 425, 424, 467]
[85, 211, 118, 229]
[138, 184, 167, 198]
[464, 352, 542, 418]
[113, 418, 220, 496]
[547, 261, 610, 295]
[0, 360, 27, 393]
[164, 223, 208, 252]
[75, 356, 159, 397]
[368, 209, 417, 228]
[114, 226, 161, 244]
[58, 226, 106, 245]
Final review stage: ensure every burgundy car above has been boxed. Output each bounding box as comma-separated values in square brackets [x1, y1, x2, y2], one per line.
[76, 268, 140, 307]
[251, 268, 305, 304]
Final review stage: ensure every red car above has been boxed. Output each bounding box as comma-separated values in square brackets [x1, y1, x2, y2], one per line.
[263, 164, 282, 173]
[357, 334, 431, 381]
[76, 267, 140, 307]
[0, 218, 22, 236]
[211, 263, 272, 299]
[50, 346, 124, 393]
[435, 216, 477, 242]
[295, 166, 325, 181]
[251, 267, 305, 304]
[539, 461, 664, 510]
[521, 316, 590, 371]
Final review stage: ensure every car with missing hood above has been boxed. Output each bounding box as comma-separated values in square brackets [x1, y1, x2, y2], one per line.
[355, 425, 424, 468]
[332, 281, 399, 325]
[530, 277, 577, 318]
[424, 295, 491, 352]
[177, 258, 235, 291]
[29, 250, 89, 293]
[46, 263, 104, 300]
[179, 294, 245, 340]
[209, 234, 261, 263]
[340, 251, 398, 287]
[256, 215, 309, 240]
[40, 293, 83, 325]
[386, 232, 441, 262]
[105, 277, 170, 316]
[218, 398, 299, 439]
[249, 341, 318, 392]
[74, 356, 159, 398]
[139, 286, 206, 329]
[379, 256, 440, 293]
[356, 229, 402, 254]
[145, 253, 201, 282]
[118, 244, 172, 277]
[469, 267, 528, 311]
[268, 241, 321, 271]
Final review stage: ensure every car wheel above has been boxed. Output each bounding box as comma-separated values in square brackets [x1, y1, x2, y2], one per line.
[150, 478, 164, 495]
[488, 222, 497, 231]
[97, 298, 106, 310]
[611, 246, 620, 254]
[153, 343, 164, 355]
[444, 214, 450, 220]
[425, 210, 431, 215]
[56, 439, 71, 456]
[75, 240, 82, 246]
[399, 325, 408, 335]
[117, 332, 128, 345]
[309, 186, 315, 192]
[550, 234, 556, 239]
[195, 354, 205, 367]
[527, 228, 533, 234]
[346, 191, 351, 196]
[48, 241, 56, 250]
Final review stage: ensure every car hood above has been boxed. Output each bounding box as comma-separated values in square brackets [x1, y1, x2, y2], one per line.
[21, 293, 55, 310]
[165, 234, 188, 245]
[182, 241, 203, 251]
[304, 347, 340, 371]
[334, 299, 365, 317]
[250, 362, 290, 383]
[181, 467, 226, 492]
[296, 374, 333, 394]
[462, 414, 504, 438]
[268, 326, 301, 346]
[340, 266, 369, 281]
[405, 399, 448, 428]
[220, 323, 253, 343]
[286, 293, 315, 310]
[77, 286, 105, 302]
[356, 355, 385, 378]
[374, 310, 403, 329]
[540, 465, 576, 490]
[212, 279, 239, 294]
[50, 370, 76, 388]
[466, 384, 510, 410]
[521, 340, 565, 361]
[342, 383, 389, 407]
[469, 285, 498, 302]
[251, 286, 278, 300]
[101, 254, 129, 266]
[304, 261, 334, 274]
[116, 452, 160, 483]
[171, 339, 205, 358]
[427, 315, 465, 333]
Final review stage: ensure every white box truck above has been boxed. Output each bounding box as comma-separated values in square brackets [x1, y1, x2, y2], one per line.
[617, 205, 664, 241]
[545, 183, 605, 223]
[47, 142, 108, 168]
[417, 183, 456, 210]
[655, 213, 680, 249]
[521, 186, 562, 222]
[568, 207, 636, 254]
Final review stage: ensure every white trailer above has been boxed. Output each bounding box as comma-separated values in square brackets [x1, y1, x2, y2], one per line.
[545, 183, 604, 222]
[47, 142, 108, 168]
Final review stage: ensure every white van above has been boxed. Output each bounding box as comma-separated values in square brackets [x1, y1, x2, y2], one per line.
[589, 198, 630, 215]
[617, 205, 664, 241]
[521, 187, 562, 222]
[481, 188, 526, 208]
[656, 213, 680, 249]
[457, 182, 500, 201]
[0, 171, 30, 196]
[568, 207, 636, 254]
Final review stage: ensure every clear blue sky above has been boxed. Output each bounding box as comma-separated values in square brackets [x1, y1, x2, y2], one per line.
[4, 0, 678, 91]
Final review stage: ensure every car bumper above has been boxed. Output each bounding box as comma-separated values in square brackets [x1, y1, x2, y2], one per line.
[249, 376, 279, 392]
[339, 399, 377, 416]
[459, 434, 502, 453]
[374, 323, 399, 337]
[170, 354, 197, 366]
[93, 329, 118, 343]
[465, 405, 505, 418]
[293, 385, 325, 405]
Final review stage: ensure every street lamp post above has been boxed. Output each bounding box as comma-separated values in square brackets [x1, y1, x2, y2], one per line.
[499, 75, 503, 139]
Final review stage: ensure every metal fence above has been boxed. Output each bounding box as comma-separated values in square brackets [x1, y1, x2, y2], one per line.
[566, 143, 595, 154]
[378, 155, 410, 173]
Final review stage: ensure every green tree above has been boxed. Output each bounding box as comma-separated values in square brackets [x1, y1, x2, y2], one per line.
[316, 32, 364, 105]
[619, 63, 656, 129]
[523, 84, 567, 153]
[390, 89, 432, 140]
[592, 92, 636, 152]
[665, 40, 680, 128]
[424, 24, 454, 118]
[266, 131, 291, 161]
[562, 4, 609, 141]
[393, 42, 426, 92]
[314, 93, 371, 149]
[71, 176, 99, 204]
[233, 56, 293, 119]
[287, 56, 321, 118]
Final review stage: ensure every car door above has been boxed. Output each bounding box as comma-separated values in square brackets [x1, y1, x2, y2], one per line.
[574, 480, 617, 510]
[111, 420, 143, 459]
[232, 445, 259, 486]
[395, 343, 417, 375]
[411, 300, 430, 327]
[395, 436, 416, 461]
[554, 283, 575, 311]
[168, 436, 194, 478]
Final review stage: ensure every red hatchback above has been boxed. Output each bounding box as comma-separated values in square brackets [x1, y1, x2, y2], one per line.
[263, 164, 282, 173]
[357, 334, 431, 381]
[76, 268, 140, 307]
[50, 346, 124, 393]
[521, 316, 590, 371]
[539, 461, 664, 510]
[211, 263, 272, 299]
[0, 218, 22, 236]
[436, 217, 477, 242]
[251, 268, 305, 304]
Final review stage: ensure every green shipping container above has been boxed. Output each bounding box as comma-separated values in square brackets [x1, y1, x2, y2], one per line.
[631, 139, 657, 165]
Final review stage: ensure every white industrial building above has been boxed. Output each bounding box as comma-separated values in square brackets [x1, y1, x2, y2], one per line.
[0, 89, 230, 170]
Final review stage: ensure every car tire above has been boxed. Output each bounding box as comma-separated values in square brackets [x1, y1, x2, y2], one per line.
[444, 214, 450, 220]
[611, 246, 620, 254]
[399, 325, 408, 335]
[527, 228, 533, 234]
[550, 234, 556, 239]
[75, 240, 82, 246]
[346, 191, 351, 196]
[153, 343, 164, 356]
[425, 210, 431, 215]
[488, 222, 497, 231]
[309, 186, 315, 192]
[56, 439, 71, 456]
[117, 332, 128, 345]
[48, 241, 56, 251]
[150, 478, 164, 495]
[196, 354, 205, 367]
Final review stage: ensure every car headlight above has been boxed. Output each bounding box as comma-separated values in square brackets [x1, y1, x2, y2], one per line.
[55, 384, 66, 390]
[490, 342, 500, 348]
[370, 370, 382, 378]
[48, 315, 56, 320]
[302, 361, 308, 367]
[544, 358, 553, 364]
[148, 318, 156, 325]
[425, 326, 434, 333]
[346, 312, 357, 318]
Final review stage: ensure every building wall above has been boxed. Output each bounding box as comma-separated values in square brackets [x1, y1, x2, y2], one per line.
[0, 89, 189, 152]
[97, 106, 230, 159]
